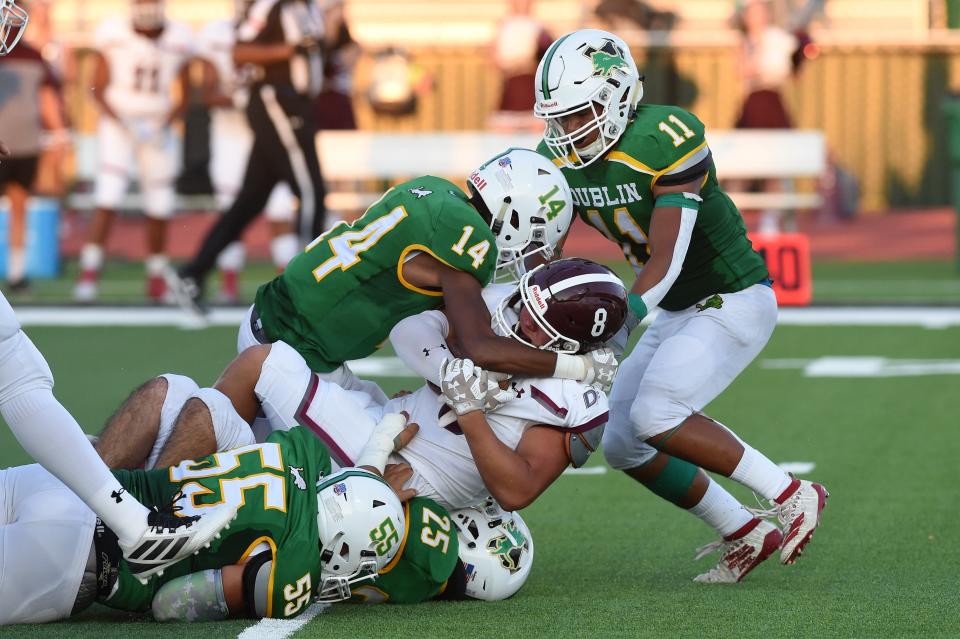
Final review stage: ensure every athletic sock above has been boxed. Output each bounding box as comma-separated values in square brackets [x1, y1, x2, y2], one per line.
[730, 444, 793, 501]
[8, 248, 25, 283]
[688, 478, 753, 537]
[270, 233, 299, 270]
[79, 244, 104, 274]
[1, 388, 150, 545]
[145, 254, 169, 276]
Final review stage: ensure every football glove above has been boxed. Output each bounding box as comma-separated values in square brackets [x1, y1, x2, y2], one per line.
[439, 358, 490, 416]
[579, 347, 619, 393]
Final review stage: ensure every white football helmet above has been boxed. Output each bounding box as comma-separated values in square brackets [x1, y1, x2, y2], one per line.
[0, 0, 28, 57]
[131, 0, 165, 31]
[452, 500, 534, 601]
[534, 29, 643, 169]
[315, 468, 406, 602]
[467, 148, 573, 282]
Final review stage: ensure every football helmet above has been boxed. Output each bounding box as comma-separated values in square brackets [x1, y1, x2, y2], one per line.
[534, 29, 643, 169]
[131, 0, 165, 31]
[466, 148, 573, 282]
[315, 468, 406, 602]
[493, 257, 628, 354]
[453, 500, 534, 601]
[0, 0, 28, 57]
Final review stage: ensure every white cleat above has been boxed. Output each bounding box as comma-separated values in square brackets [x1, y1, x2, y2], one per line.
[693, 518, 783, 583]
[73, 280, 98, 302]
[121, 502, 239, 584]
[773, 478, 829, 565]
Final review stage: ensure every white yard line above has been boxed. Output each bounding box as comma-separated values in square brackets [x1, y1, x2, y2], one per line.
[237, 603, 328, 639]
[11, 306, 960, 328]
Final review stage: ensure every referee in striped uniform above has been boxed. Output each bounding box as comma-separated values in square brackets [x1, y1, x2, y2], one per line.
[170, 0, 327, 310]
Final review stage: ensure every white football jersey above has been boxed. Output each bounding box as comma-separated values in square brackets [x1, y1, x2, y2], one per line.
[385, 373, 608, 509]
[95, 18, 194, 118]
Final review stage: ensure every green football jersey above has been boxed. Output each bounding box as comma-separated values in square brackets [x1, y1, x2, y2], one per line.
[538, 104, 768, 311]
[349, 497, 459, 604]
[255, 177, 498, 372]
[104, 427, 331, 619]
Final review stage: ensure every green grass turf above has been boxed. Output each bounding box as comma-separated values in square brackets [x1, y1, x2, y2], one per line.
[6, 258, 960, 305]
[1, 322, 958, 637]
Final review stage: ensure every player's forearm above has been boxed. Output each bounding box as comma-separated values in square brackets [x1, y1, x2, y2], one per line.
[457, 411, 538, 511]
[458, 332, 557, 378]
[233, 43, 295, 66]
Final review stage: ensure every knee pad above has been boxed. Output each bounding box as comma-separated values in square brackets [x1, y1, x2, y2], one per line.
[255, 342, 312, 430]
[147, 374, 200, 469]
[601, 404, 659, 470]
[192, 388, 256, 452]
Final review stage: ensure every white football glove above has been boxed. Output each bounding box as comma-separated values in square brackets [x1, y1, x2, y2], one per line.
[439, 358, 490, 416]
[579, 347, 619, 393]
[483, 372, 516, 413]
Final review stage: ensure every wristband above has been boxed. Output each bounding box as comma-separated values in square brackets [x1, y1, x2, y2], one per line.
[628, 293, 648, 321]
[553, 352, 587, 381]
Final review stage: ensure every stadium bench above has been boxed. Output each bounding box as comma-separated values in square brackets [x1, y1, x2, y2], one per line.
[68, 129, 826, 218]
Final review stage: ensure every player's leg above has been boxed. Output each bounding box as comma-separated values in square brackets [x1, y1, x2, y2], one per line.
[603, 318, 771, 582]
[216, 242, 245, 303]
[265, 184, 299, 271]
[0, 299, 236, 577]
[633, 285, 827, 565]
[138, 127, 178, 302]
[0, 464, 97, 624]
[5, 157, 36, 292]
[75, 118, 129, 302]
[211, 108, 251, 303]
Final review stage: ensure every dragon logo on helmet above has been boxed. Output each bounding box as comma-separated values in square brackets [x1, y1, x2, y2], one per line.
[583, 40, 628, 78]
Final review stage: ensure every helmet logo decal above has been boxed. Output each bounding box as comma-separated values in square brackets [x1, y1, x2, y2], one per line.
[498, 156, 512, 169]
[583, 39, 627, 78]
[468, 171, 487, 191]
[485, 521, 528, 574]
[333, 482, 347, 495]
[369, 517, 400, 556]
[290, 466, 307, 491]
[537, 184, 567, 221]
[529, 285, 549, 313]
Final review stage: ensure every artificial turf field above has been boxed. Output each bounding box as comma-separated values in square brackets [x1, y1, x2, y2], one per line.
[0, 259, 958, 638]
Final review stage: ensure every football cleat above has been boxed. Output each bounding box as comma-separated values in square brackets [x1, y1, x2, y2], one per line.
[771, 478, 829, 565]
[121, 500, 238, 584]
[146, 274, 168, 303]
[693, 518, 783, 583]
[164, 267, 207, 317]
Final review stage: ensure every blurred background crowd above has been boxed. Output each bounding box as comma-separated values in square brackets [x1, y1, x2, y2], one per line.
[1, 0, 958, 304]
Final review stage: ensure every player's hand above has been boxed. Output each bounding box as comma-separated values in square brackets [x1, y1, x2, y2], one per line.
[0, 140, 9, 157]
[483, 375, 516, 412]
[392, 411, 419, 451]
[384, 463, 417, 502]
[579, 347, 619, 393]
[439, 358, 489, 416]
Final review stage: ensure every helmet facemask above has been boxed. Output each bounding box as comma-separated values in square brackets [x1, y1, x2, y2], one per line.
[541, 77, 640, 169]
[0, 0, 28, 57]
[487, 196, 555, 283]
[316, 540, 380, 602]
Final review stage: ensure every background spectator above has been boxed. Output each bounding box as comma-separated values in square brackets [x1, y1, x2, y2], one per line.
[488, 0, 551, 132]
[0, 35, 66, 293]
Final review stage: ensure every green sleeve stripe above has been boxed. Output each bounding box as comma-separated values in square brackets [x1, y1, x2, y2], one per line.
[654, 192, 702, 211]
[540, 34, 572, 100]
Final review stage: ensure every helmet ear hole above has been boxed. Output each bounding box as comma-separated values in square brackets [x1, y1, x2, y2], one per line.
[510, 209, 520, 230]
[339, 543, 350, 559]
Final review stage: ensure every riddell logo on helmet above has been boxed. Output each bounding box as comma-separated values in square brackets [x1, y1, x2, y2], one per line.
[469, 172, 487, 191]
[530, 285, 549, 312]
[539, 101, 559, 108]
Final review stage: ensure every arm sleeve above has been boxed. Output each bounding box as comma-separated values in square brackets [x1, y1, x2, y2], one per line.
[389, 310, 451, 386]
[640, 196, 699, 311]
[237, 0, 276, 42]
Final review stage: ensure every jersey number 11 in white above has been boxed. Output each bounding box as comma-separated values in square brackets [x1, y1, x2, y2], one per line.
[451, 226, 491, 270]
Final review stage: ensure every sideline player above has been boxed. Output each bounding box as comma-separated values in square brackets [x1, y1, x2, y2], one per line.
[0, 425, 407, 624]
[196, 10, 299, 302]
[175, 147, 618, 392]
[533, 29, 828, 582]
[74, 0, 193, 302]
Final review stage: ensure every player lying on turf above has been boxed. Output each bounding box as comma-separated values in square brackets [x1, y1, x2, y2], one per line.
[167, 147, 617, 399]
[94, 387, 536, 605]
[125, 259, 627, 517]
[533, 29, 829, 582]
[0, 419, 424, 625]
